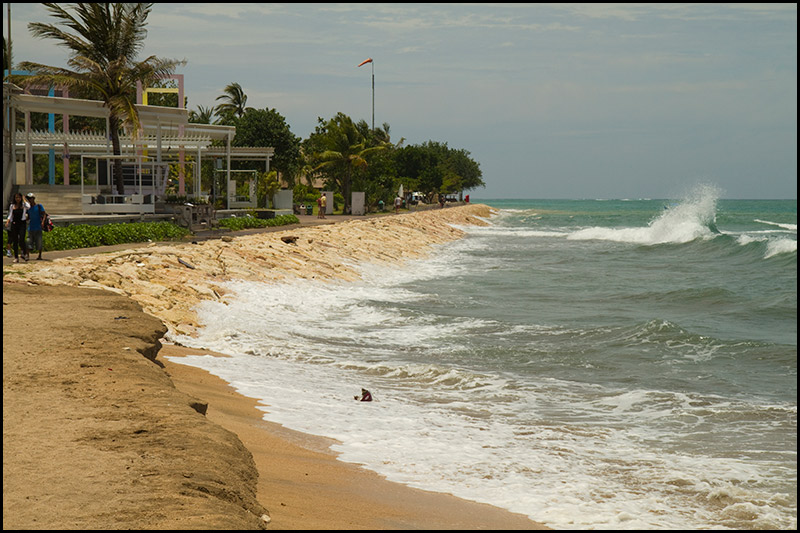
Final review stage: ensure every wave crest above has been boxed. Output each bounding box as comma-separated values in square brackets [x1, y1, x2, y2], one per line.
[568, 185, 720, 245]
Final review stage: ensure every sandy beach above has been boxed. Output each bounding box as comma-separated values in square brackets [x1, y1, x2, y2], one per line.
[4, 205, 549, 529]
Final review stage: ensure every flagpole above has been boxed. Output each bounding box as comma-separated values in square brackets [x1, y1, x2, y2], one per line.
[358, 58, 375, 131]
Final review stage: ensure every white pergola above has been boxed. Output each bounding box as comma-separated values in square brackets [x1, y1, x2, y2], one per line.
[4, 87, 273, 213]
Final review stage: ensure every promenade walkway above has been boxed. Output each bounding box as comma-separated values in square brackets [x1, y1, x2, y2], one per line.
[2, 212, 393, 265]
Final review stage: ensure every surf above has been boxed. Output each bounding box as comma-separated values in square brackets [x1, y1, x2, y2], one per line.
[567, 185, 720, 245]
[168, 194, 795, 531]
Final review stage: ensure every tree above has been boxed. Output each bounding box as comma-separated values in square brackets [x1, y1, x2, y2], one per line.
[373, 122, 394, 145]
[18, 3, 185, 195]
[352, 120, 401, 210]
[258, 170, 281, 208]
[3, 36, 10, 73]
[446, 147, 484, 194]
[233, 108, 302, 183]
[215, 82, 249, 124]
[307, 113, 386, 214]
[353, 146, 397, 212]
[393, 141, 483, 199]
[394, 143, 439, 195]
[189, 105, 215, 124]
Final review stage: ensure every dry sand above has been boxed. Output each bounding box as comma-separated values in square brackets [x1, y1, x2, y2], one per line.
[3, 205, 549, 529]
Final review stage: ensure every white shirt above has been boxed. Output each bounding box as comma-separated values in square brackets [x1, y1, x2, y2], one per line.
[6, 201, 30, 224]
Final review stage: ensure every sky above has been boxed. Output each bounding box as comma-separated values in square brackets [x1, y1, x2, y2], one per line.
[3, 3, 797, 199]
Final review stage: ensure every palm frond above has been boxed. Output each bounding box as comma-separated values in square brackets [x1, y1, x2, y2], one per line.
[24, 3, 180, 195]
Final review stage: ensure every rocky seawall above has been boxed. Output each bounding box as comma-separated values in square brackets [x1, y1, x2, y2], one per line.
[6, 204, 493, 337]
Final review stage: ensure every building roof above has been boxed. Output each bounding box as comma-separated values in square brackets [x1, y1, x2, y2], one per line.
[7, 91, 272, 160]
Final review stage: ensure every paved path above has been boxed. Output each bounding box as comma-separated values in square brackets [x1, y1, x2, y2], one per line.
[2, 212, 398, 265]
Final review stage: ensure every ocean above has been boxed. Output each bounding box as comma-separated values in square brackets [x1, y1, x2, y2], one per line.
[167, 185, 796, 529]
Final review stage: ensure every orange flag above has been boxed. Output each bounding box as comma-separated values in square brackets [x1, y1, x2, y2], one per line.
[358, 58, 373, 67]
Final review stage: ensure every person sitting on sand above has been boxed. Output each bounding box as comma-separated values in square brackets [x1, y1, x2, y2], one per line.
[354, 388, 373, 402]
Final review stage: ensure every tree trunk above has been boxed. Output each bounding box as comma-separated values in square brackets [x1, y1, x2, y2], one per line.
[109, 115, 125, 195]
[342, 169, 352, 214]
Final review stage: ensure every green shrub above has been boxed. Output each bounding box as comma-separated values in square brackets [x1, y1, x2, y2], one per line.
[3, 221, 190, 252]
[3, 215, 298, 253]
[42, 221, 191, 251]
[218, 214, 299, 231]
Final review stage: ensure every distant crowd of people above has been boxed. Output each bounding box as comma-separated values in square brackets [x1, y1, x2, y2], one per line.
[5, 192, 47, 263]
[393, 193, 470, 213]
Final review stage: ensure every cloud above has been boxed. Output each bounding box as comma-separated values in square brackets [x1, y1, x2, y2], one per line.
[5, 2, 795, 198]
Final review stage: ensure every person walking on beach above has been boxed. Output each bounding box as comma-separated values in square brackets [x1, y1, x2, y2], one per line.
[5, 193, 29, 263]
[318, 194, 327, 219]
[394, 195, 402, 214]
[25, 193, 47, 261]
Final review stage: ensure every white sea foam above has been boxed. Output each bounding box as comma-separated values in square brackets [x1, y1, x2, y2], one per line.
[568, 187, 719, 245]
[755, 219, 797, 231]
[170, 344, 794, 530]
[166, 248, 795, 530]
[736, 234, 797, 258]
[765, 237, 797, 258]
[164, 192, 796, 530]
[463, 226, 569, 239]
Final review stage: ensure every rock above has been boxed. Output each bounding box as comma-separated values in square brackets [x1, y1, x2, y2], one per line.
[281, 236, 299, 244]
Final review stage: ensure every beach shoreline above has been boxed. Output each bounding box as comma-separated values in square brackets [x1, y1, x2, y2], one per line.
[4, 205, 550, 529]
[160, 343, 548, 530]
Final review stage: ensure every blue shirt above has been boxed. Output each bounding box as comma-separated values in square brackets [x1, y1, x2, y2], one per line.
[28, 204, 46, 232]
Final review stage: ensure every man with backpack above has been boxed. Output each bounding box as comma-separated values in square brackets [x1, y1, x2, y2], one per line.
[25, 193, 47, 261]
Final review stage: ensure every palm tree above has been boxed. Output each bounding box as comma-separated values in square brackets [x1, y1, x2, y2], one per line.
[17, 3, 185, 195]
[215, 82, 248, 123]
[312, 113, 386, 214]
[189, 104, 215, 124]
[3, 36, 11, 74]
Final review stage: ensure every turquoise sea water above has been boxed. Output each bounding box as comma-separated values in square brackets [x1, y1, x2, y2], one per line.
[170, 186, 796, 529]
